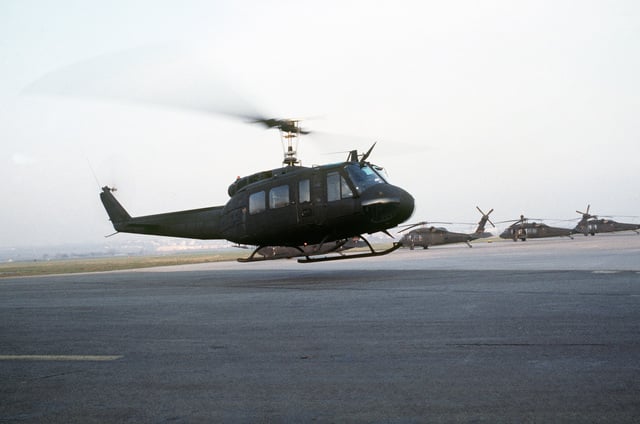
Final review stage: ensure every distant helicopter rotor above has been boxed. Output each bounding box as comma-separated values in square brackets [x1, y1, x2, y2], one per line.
[576, 204, 597, 220]
[476, 206, 496, 228]
[398, 221, 454, 233]
[496, 215, 544, 228]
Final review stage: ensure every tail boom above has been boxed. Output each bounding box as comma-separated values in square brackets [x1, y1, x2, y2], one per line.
[100, 186, 225, 239]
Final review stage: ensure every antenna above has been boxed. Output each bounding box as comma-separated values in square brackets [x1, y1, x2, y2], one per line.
[85, 156, 102, 190]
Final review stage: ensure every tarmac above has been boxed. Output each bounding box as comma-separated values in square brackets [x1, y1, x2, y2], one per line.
[1, 233, 639, 422]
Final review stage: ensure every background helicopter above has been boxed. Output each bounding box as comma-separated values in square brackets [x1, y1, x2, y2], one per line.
[100, 120, 415, 263]
[499, 215, 573, 241]
[573, 205, 640, 236]
[398, 206, 495, 249]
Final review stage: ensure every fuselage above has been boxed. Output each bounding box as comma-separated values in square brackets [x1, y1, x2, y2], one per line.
[500, 222, 572, 241]
[220, 161, 414, 246]
[573, 219, 640, 236]
[101, 160, 415, 247]
[400, 227, 478, 249]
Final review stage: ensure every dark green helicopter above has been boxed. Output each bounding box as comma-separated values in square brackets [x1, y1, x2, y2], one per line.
[101, 121, 415, 262]
[499, 215, 573, 241]
[398, 206, 495, 249]
[26, 46, 414, 262]
[573, 205, 640, 236]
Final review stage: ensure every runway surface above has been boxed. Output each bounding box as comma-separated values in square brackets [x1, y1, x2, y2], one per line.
[2, 233, 640, 422]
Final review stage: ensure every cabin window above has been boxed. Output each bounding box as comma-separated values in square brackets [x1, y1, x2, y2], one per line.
[269, 185, 289, 209]
[299, 179, 310, 203]
[327, 171, 353, 201]
[327, 172, 340, 201]
[249, 191, 266, 214]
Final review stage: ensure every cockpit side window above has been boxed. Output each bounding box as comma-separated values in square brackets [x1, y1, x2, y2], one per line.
[327, 172, 340, 201]
[341, 176, 353, 198]
[327, 171, 354, 201]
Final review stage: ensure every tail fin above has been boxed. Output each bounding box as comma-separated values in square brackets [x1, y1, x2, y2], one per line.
[100, 186, 131, 224]
[574, 204, 594, 235]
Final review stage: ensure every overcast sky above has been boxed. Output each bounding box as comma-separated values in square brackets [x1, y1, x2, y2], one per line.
[1, 0, 639, 248]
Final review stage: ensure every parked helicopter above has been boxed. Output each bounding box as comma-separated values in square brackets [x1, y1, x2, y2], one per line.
[100, 120, 415, 262]
[398, 207, 495, 249]
[573, 205, 640, 236]
[499, 215, 573, 241]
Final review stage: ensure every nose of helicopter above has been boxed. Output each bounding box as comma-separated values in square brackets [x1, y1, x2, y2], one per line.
[360, 184, 415, 227]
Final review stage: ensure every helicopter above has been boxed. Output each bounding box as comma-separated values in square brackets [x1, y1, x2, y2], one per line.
[25, 46, 414, 262]
[573, 205, 640, 236]
[100, 120, 415, 263]
[499, 215, 573, 241]
[398, 206, 495, 249]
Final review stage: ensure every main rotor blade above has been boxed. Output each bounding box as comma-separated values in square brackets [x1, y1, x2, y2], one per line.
[398, 222, 425, 233]
[24, 43, 289, 130]
[398, 221, 453, 233]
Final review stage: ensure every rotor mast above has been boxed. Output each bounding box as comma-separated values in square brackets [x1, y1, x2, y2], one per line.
[249, 117, 308, 166]
[280, 119, 301, 166]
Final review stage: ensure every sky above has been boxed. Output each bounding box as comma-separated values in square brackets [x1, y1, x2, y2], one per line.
[1, 0, 639, 248]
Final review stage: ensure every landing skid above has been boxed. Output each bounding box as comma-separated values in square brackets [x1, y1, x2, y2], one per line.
[297, 242, 401, 263]
[237, 245, 305, 263]
[237, 239, 350, 263]
[237, 236, 400, 263]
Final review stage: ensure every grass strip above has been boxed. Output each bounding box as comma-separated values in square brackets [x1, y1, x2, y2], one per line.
[0, 251, 240, 278]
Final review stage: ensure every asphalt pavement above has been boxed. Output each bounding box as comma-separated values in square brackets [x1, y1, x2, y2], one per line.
[1, 234, 639, 422]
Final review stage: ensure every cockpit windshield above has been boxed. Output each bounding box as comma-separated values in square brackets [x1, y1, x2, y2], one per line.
[372, 165, 390, 182]
[345, 163, 388, 194]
